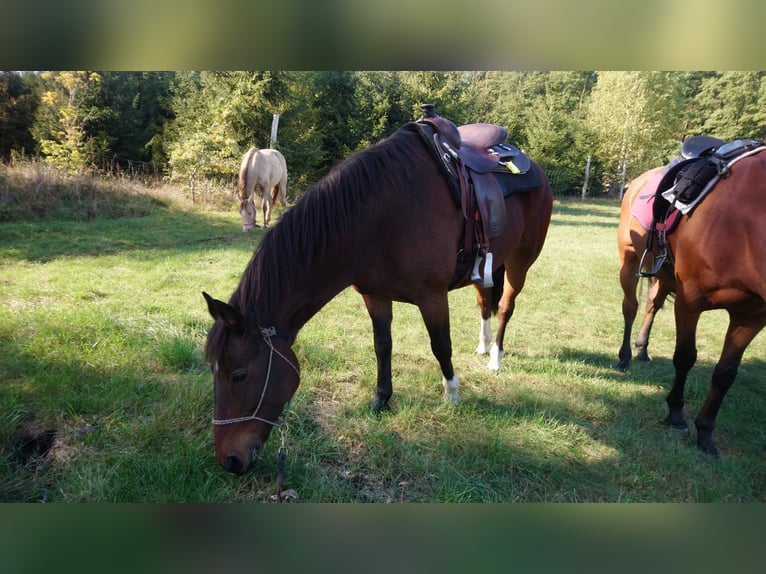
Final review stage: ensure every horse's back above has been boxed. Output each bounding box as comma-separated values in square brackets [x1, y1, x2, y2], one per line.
[243, 148, 287, 189]
[674, 153, 766, 305]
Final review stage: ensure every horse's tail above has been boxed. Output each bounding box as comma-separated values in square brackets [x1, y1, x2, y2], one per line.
[490, 265, 505, 314]
[238, 147, 257, 200]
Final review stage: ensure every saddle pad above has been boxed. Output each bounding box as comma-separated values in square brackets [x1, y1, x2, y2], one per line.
[630, 169, 680, 231]
[492, 166, 541, 197]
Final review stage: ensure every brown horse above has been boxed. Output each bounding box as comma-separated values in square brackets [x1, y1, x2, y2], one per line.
[616, 166, 676, 371]
[621, 149, 766, 456]
[204, 119, 553, 474]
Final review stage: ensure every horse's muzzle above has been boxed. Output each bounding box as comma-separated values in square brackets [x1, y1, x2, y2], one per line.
[222, 452, 249, 475]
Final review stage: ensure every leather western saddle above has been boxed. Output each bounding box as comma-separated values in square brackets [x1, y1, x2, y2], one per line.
[414, 104, 535, 289]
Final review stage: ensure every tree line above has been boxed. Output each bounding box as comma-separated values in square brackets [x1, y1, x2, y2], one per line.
[2, 70, 766, 196]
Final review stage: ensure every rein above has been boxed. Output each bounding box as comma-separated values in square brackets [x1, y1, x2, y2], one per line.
[212, 326, 299, 502]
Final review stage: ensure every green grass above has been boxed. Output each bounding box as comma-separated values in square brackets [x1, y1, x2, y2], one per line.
[1, 184, 765, 502]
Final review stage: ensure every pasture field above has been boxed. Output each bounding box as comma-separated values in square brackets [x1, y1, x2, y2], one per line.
[1, 188, 765, 502]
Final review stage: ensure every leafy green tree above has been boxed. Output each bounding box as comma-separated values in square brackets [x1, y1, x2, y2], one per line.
[586, 71, 684, 195]
[86, 71, 175, 170]
[164, 71, 291, 189]
[687, 72, 766, 141]
[351, 71, 413, 146]
[400, 71, 473, 124]
[521, 71, 595, 194]
[0, 71, 39, 160]
[31, 71, 103, 172]
[304, 71, 360, 174]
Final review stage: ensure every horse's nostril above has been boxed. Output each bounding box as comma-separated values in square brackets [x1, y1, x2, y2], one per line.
[224, 453, 245, 475]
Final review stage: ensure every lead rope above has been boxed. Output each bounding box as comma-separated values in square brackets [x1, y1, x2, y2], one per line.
[276, 418, 289, 502]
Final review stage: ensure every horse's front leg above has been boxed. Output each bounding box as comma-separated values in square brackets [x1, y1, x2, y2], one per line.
[418, 296, 459, 403]
[694, 311, 766, 455]
[361, 293, 394, 412]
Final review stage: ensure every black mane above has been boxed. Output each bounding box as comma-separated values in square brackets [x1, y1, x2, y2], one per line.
[206, 123, 427, 360]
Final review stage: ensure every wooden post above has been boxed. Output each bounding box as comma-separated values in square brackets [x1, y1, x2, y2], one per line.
[581, 155, 591, 200]
[270, 114, 280, 149]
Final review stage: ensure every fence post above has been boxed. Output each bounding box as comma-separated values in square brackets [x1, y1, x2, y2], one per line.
[581, 155, 591, 200]
[270, 114, 280, 149]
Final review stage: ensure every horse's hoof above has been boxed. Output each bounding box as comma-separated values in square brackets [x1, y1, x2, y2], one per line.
[696, 433, 719, 457]
[615, 361, 629, 372]
[370, 397, 391, 414]
[664, 417, 690, 436]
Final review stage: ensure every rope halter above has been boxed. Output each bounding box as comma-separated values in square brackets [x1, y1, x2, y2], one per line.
[212, 326, 299, 428]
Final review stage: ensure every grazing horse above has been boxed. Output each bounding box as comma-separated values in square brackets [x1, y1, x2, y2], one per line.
[204, 115, 553, 474]
[237, 147, 287, 231]
[620, 141, 766, 456]
[616, 166, 676, 371]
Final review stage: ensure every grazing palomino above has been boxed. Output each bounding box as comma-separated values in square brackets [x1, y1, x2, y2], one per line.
[238, 147, 287, 231]
[204, 106, 552, 474]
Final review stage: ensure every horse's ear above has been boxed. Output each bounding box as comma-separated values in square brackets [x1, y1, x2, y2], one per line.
[203, 292, 244, 332]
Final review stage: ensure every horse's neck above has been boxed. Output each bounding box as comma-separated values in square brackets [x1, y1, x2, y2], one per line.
[255, 240, 358, 342]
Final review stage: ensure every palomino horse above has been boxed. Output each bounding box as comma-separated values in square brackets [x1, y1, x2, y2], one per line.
[620, 143, 766, 456]
[204, 114, 553, 474]
[237, 147, 287, 231]
[616, 166, 675, 371]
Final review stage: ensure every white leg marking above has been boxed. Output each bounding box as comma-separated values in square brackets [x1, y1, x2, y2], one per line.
[487, 343, 503, 371]
[475, 318, 492, 355]
[442, 375, 460, 404]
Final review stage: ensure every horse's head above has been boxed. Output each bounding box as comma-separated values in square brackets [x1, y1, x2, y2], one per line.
[203, 292, 300, 475]
[239, 198, 256, 232]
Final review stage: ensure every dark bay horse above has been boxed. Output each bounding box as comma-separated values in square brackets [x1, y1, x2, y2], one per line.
[621, 148, 766, 456]
[204, 120, 553, 474]
[616, 166, 675, 370]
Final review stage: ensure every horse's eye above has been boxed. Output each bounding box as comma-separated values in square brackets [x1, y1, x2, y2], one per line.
[231, 370, 248, 384]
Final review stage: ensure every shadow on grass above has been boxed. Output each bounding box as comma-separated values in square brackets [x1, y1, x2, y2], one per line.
[0, 205, 264, 263]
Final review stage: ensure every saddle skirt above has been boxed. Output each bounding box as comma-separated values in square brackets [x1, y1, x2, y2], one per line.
[413, 104, 541, 288]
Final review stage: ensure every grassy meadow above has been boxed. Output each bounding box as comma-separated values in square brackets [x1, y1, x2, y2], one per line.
[1, 167, 765, 502]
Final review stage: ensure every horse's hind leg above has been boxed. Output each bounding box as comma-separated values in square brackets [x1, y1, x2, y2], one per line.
[486, 261, 531, 371]
[418, 295, 459, 403]
[617, 259, 640, 370]
[278, 178, 287, 209]
[694, 310, 766, 455]
[475, 285, 494, 355]
[262, 195, 273, 227]
[361, 293, 394, 411]
[634, 277, 672, 362]
[665, 303, 700, 434]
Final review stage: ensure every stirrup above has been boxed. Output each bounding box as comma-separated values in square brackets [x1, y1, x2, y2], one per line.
[637, 248, 665, 277]
[471, 252, 494, 287]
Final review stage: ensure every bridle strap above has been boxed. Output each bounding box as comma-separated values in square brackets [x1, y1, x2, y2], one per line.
[212, 326, 299, 427]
